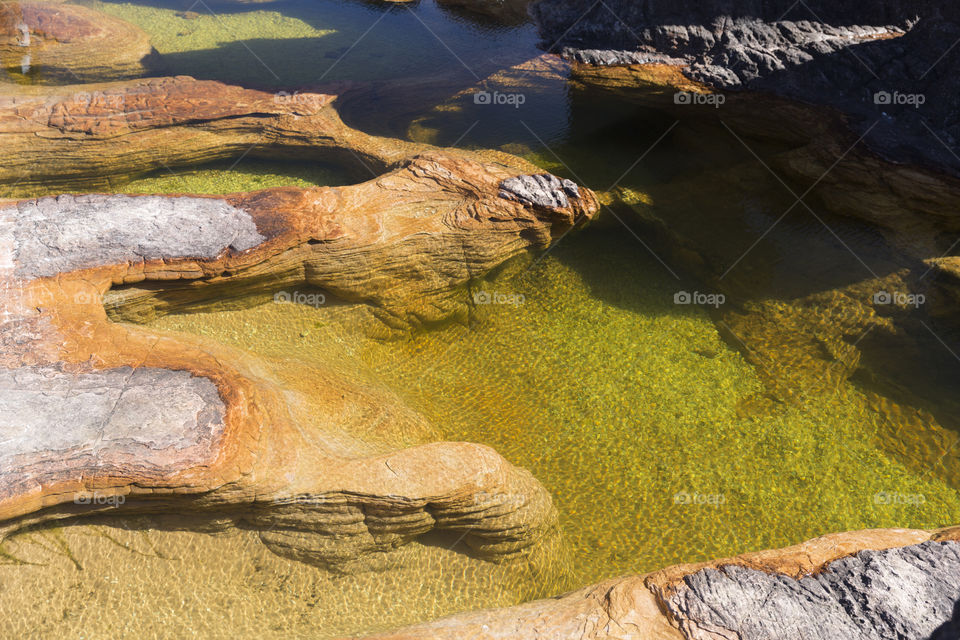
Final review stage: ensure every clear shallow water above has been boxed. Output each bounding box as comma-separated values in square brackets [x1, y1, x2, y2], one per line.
[148, 225, 960, 587]
[3, 0, 960, 636]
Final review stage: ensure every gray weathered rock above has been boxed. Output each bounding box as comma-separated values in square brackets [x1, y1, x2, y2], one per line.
[5, 194, 265, 279]
[499, 174, 581, 209]
[562, 47, 685, 66]
[669, 540, 960, 639]
[0, 366, 225, 500]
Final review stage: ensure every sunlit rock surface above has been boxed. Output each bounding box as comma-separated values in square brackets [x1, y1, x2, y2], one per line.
[368, 528, 960, 639]
[0, 144, 597, 570]
[0, 2, 154, 81]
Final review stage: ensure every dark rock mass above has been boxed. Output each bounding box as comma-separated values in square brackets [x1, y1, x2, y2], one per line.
[530, 0, 960, 174]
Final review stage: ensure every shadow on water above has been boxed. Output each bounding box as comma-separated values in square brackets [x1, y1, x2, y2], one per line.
[511, 82, 960, 467]
[96, 0, 540, 87]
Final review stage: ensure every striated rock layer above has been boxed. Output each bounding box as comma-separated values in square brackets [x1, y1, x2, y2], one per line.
[0, 76, 438, 191]
[0, 149, 597, 570]
[365, 527, 960, 639]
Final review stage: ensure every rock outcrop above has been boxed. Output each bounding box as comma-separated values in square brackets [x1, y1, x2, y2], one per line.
[0, 152, 597, 569]
[363, 527, 960, 639]
[668, 541, 960, 639]
[0, 76, 438, 191]
[0, 2, 154, 82]
[530, 0, 960, 175]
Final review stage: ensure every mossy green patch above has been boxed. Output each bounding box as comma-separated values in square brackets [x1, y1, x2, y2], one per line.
[117, 158, 351, 195]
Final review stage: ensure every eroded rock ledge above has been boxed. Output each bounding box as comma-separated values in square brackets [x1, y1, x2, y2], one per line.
[0, 145, 597, 570]
[530, 0, 960, 174]
[365, 527, 960, 639]
[0, 76, 438, 190]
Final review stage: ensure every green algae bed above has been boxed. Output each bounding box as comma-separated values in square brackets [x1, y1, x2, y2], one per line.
[116, 123, 960, 591]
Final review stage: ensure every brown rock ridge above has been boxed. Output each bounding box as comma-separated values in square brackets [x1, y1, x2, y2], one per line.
[0, 2, 154, 82]
[362, 526, 960, 639]
[0, 76, 444, 191]
[0, 150, 597, 570]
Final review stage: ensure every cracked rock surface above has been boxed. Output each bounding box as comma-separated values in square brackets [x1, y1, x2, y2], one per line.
[499, 174, 581, 209]
[669, 540, 960, 639]
[8, 195, 265, 279]
[0, 366, 225, 500]
[530, 0, 960, 173]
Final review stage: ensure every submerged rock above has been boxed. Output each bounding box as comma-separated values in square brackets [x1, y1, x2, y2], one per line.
[0, 149, 597, 569]
[530, 0, 960, 175]
[367, 528, 960, 639]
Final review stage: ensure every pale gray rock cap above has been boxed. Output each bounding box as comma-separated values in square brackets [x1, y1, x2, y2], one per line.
[669, 540, 960, 639]
[499, 174, 581, 209]
[0, 365, 226, 499]
[6, 194, 265, 279]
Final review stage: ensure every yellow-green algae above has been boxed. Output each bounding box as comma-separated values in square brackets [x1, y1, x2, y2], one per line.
[1, 158, 351, 201]
[119, 158, 351, 194]
[147, 224, 960, 587]
[5, 0, 958, 632]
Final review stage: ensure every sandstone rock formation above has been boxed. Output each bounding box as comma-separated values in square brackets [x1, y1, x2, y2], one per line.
[364, 527, 960, 639]
[0, 2, 154, 82]
[0, 152, 596, 570]
[0, 76, 437, 191]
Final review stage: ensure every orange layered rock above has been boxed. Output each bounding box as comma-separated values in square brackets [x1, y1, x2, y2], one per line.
[364, 526, 960, 639]
[0, 151, 597, 570]
[0, 76, 446, 190]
